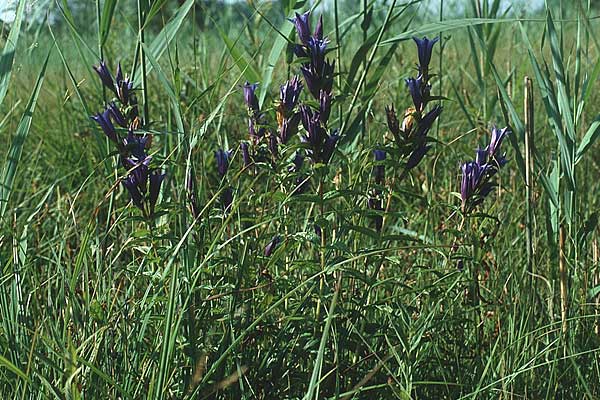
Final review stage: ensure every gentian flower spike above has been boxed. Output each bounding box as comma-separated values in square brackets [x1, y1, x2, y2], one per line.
[215, 149, 231, 178]
[243, 82, 260, 116]
[264, 235, 282, 257]
[413, 36, 439, 79]
[93, 61, 115, 92]
[91, 109, 118, 143]
[148, 170, 165, 216]
[292, 11, 311, 45]
[373, 149, 386, 185]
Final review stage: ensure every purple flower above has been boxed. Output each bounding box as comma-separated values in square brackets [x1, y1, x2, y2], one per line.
[487, 126, 510, 167]
[108, 102, 127, 127]
[292, 11, 312, 45]
[406, 144, 431, 170]
[123, 130, 149, 161]
[306, 37, 329, 73]
[280, 112, 301, 144]
[319, 90, 332, 124]
[373, 149, 386, 185]
[243, 82, 260, 116]
[123, 157, 151, 194]
[280, 76, 303, 114]
[314, 15, 324, 40]
[115, 63, 134, 105]
[149, 170, 165, 215]
[215, 149, 231, 178]
[405, 76, 430, 112]
[221, 187, 233, 212]
[300, 105, 326, 150]
[321, 131, 339, 164]
[459, 126, 510, 212]
[93, 61, 115, 92]
[301, 60, 335, 100]
[413, 36, 439, 79]
[461, 161, 495, 212]
[91, 109, 117, 143]
[122, 175, 144, 211]
[414, 105, 442, 138]
[475, 147, 488, 166]
[264, 235, 281, 257]
[241, 142, 252, 168]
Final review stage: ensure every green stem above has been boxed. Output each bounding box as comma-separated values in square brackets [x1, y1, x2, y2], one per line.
[137, 0, 149, 125]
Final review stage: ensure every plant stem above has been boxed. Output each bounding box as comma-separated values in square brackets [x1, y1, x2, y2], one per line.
[137, 0, 149, 125]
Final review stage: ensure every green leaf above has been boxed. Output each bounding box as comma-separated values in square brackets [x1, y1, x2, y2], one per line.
[133, 0, 195, 87]
[0, 48, 51, 224]
[144, 0, 169, 29]
[100, 0, 118, 46]
[214, 20, 261, 85]
[0, 0, 25, 108]
[382, 18, 520, 45]
[0, 354, 30, 384]
[575, 115, 600, 163]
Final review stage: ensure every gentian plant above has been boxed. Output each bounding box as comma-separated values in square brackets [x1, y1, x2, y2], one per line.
[370, 36, 442, 232]
[91, 60, 165, 220]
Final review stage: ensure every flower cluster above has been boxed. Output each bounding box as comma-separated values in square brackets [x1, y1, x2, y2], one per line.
[384, 36, 442, 172]
[369, 36, 442, 231]
[460, 126, 510, 213]
[239, 11, 338, 195]
[292, 12, 338, 165]
[91, 60, 164, 218]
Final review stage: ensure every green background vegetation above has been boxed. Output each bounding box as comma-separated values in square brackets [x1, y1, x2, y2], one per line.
[1, 0, 600, 398]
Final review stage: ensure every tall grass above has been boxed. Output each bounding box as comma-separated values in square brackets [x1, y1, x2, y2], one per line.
[0, 0, 599, 398]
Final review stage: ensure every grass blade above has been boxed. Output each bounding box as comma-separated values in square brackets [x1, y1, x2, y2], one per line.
[0, 0, 25, 108]
[133, 0, 195, 87]
[0, 48, 51, 224]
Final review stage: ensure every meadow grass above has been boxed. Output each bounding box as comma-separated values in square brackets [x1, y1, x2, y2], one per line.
[1, 0, 600, 398]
